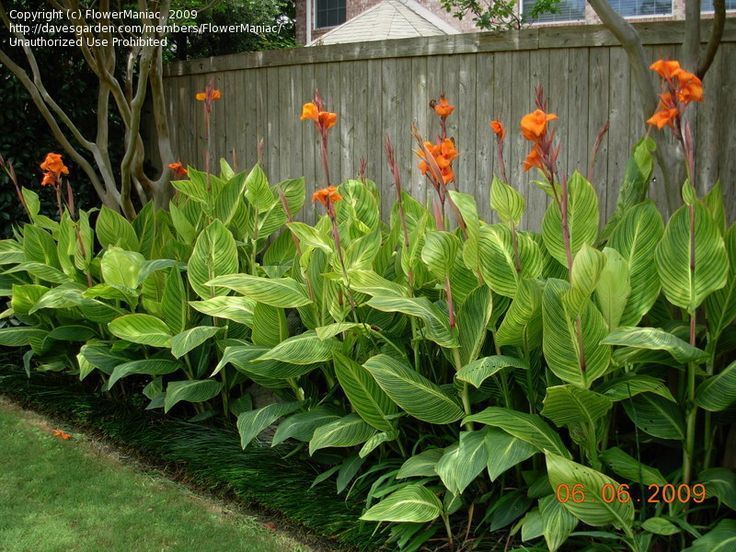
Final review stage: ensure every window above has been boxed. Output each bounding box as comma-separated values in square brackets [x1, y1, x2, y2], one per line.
[608, 0, 672, 17]
[702, 0, 736, 10]
[315, 0, 346, 28]
[522, 0, 585, 23]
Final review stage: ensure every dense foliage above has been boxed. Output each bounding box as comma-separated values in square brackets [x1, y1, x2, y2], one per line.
[1, 69, 735, 552]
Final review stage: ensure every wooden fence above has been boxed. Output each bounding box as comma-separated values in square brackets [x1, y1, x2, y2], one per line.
[161, 20, 736, 227]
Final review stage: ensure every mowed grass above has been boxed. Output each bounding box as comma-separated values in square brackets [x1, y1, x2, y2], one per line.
[0, 398, 316, 552]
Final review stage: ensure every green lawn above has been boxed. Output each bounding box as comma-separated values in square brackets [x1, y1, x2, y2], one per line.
[0, 398, 317, 552]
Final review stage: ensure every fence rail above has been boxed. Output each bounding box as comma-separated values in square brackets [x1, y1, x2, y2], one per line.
[161, 20, 736, 227]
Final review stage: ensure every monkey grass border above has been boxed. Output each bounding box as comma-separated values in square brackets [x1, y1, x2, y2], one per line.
[0, 362, 384, 552]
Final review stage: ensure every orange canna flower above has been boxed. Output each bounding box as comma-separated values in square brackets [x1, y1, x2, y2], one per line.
[646, 92, 679, 129]
[300, 102, 319, 122]
[522, 146, 544, 172]
[168, 161, 188, 178]
[650, 59, 681, 80]
[195, 88, 221, 102]
[301, 102, 337, 132]
[647, 107, 679, 129]
[432, 95, 455, 119]
[417, 138, 457, 185]
[676, 70, 703, 104]
[520, 109, 558, 141]
[490, 120, 505, 140]
[51, 429, 72, 440]
[318, 111, 337, 129]
[40, 152, 69, 187]
[41, 172, 58, 187]
[312, 185, 342, 206]
[40, 153, 69, 177]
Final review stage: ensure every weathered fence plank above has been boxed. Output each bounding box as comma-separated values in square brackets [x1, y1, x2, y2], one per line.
[161, 20, 736, 227]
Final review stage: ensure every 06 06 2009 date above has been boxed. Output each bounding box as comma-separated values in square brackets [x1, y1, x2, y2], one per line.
[554, 483, 707, 504]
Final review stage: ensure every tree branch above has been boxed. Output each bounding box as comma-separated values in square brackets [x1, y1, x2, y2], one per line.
[587, 0, 684, 213]
[682, 0, 701, 71]
[698, 0, 726, 78]
[0, 50, 119, 208]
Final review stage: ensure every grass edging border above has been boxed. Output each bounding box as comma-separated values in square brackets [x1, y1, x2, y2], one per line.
[0, 364, 383, 552]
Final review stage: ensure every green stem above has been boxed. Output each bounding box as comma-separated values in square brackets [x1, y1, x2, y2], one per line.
[683, 312, 697, 486]
[441, 512, 453, 550]
[703, 338, 718, 469]
[452, 348, 473, 430]
[289, 378, 305, 401]
[250, 213, 260, 275]
[410, 317, 421, 373]
[220, 369, 230, 420]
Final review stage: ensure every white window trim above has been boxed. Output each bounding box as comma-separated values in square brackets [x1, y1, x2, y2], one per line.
[603, 0, 674, 19]
[519, 0, 586, 24]
[520, 0, 679, 24]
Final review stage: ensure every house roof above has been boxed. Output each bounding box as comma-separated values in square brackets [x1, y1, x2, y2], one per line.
[309, 0, 459, 46]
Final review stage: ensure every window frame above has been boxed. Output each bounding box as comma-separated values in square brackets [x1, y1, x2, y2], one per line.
[519, 0, 587, 25]
[313, 0, 347, 30]
[604, 0, 674, 20]
[701, 0, 736, 13]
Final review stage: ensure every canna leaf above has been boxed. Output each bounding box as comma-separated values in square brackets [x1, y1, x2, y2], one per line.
[333, 351, 396, 432]
[108, 314, 172, 348]
[164, 379, 223, 413]
[545, 452, 634, 529]
[208, 274, 311, 308]
[542, 279, 610, 388]
[542, 172, 599, 269]
[364, 354, 464, 425]
[237, 401, 302, 448]
[170, 326, 221, 359]
[188, 220, 239, 300]
[436, 430, 489, 495]
[309, 413, 376, 455]
[602, 326, 707, 364]
[456, 355, 528, 388]
[360, 484, 442, 523]
[464, 407, 570, 458]
[695, 360, 736, 412]
[608, 201, 663, 326]
[655, 202, 728, 314]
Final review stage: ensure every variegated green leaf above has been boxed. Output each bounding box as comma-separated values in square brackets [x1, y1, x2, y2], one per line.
[655, 202, 728, 313]
[436, 430, 489, 495]
[545, 452, 634, 529]
[237, 401, 302, 448]
[360, 484, 442, 523]
[164, 379, 223, 413]
[542, 172, 598, 268]
[464, 407, 570, 458]
[543, 279, 610, 388]
[309, 413, 376, 455]
[333, 351, 396, 431]
[364, 354, 464, 424]
[208, 274, 311, 308]
[108, 359, 182, 389]
[456, 355, 528, 388]
[257, 331, 337, 365]
[188, 219, 238, 299]
[696, 360, 736, 412]
[170, 326, 221, 358]
[108, 314, 172, 347]
[189, 296, 256, 326]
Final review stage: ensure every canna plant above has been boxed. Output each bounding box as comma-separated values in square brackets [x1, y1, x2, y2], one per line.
[1, 67, 735, 552]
